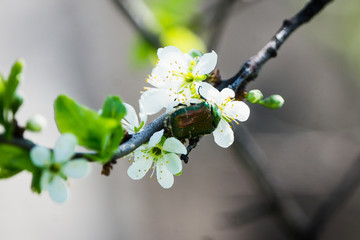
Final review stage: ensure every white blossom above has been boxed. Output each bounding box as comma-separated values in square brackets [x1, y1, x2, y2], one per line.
[198, 82, 250, 148]
[140, 46, 217, 115]
[127, 129, 187, 188]
[121, 102, 147, 134]
[30, 133, 91, 203]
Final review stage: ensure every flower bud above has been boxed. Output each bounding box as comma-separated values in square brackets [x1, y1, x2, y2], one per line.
[247, 89, 263, 103]
[260, 95, 285, 109]
[10, 93, 23, 114]
[26, 114, 47, 132]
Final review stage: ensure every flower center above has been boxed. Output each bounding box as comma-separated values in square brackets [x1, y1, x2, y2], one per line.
[184, 72, 195, 83]
[151, 147, 162, 156]
[49, 163, 61, 173]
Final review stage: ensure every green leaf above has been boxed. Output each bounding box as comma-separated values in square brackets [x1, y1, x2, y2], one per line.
[0, 166, 22, 179]
[101, 96, 127, 121]
[0, 143, 34, 179]
[54, 95, 122, 155]
[5, 59, 24, 109]
[31, 169, 42, 193]
[0, 74, 5, 124]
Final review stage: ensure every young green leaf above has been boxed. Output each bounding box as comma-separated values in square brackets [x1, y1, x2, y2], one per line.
[31, 168, 42, 193]
[101, 96, 127, 121]
[0, 144, 34, 178]
[54, 95, 123, 155]
[5, 59, 24, 109]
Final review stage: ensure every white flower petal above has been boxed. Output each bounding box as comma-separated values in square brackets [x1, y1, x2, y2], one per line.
[197, 82, 221, 104]
[127, 153, 153, 180]
[223, 101, 250, 122]
[139, 88, 173, 115]
[193, 50, 217, 75]
[149, 129, 164, 147]
[48, 175, 68, 203]
[157, 46, 183, 61]
[157, 46, 188, 69]
[123, 103, 139, 127]
[30, 146, 51, 167]
[62, 159, 91, 179]
[163, 137, 187, 154]
[40, 170, 51, 191]
[156, 160, 174, 189]
[164, 153, 182, 175]
[213, 119, 234, 148]
[54, 133, 77, 163]
[138, 100, 148, 126]
[219, 88, 235, 103]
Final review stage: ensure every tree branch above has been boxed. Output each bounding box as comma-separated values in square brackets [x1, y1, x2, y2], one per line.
[111, 114, 166, 158]
[216, 0, 334, 92]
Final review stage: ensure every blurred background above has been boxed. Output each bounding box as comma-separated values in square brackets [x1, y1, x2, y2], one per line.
[1, 0, 360, 239]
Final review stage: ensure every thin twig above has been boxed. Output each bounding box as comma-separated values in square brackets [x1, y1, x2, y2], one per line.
[111, 114, 166, 158]
[216, 0, 334, 92]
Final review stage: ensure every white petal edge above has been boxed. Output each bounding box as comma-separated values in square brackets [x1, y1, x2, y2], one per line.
[30, 146, 51, 167]
[157, 46, 183, 61]
[219, 88, 235, 103]
[40, 170, 51, 191]
[127, 153, 153, 180]
[149, 129, 164, 148]
[54, 133, 77, 163]
[62, 159, 91, 179]
[164, 153, 182, 175]
[139, 88, 173, 115]
[197, 82, 221, 104]
[156, 160, 174, 189]
[213, 119, 234, 148]
[193, 50, 217, 75]
[223, 101, 250, 122]
[123, 103, 139, 128]
[48, 175, 69, 203]
[163, 137, 187, 154]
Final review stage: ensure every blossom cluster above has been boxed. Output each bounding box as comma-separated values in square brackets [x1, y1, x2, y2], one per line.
[28, 46, 250, 203]
[125, 46, 250, 188]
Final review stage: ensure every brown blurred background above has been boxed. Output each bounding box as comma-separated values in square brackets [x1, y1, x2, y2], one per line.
[0, 0, 360, 239]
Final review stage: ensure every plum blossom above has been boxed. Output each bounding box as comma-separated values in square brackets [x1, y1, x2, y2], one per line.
[121, 102, 147, 134]
[30, 133, 91, 203]
[127, 129, 187, 188]
[140, 46, 217, 115]
[198, 82, 250, 148]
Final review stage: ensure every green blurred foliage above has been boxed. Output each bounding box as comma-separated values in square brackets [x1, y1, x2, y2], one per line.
[0, 144, 34, 179]
[131, 0, 205, 65]
[0, 59, 25, 137]
[54, 95, 126, 162]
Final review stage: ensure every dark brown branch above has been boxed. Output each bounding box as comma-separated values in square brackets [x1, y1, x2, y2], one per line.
[216, 0, 334, 92]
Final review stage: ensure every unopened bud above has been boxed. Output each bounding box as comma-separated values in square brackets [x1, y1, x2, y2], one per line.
[260, 95, 285, 109]
[10, 93, 23, 114]
[26, 114, 47, 132]
[247, 89, 263, 103]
